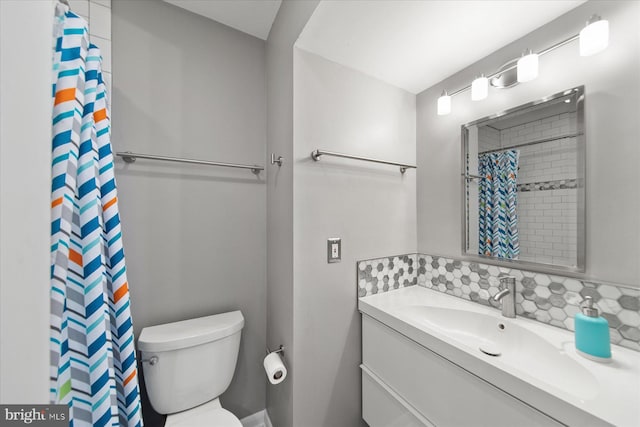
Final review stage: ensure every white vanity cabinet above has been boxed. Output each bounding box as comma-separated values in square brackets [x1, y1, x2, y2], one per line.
[361, 315, 564, 427]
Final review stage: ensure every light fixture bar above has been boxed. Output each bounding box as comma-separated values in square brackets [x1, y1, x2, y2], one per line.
[447, 33, 580, 97]
[537, 33, 579, 56]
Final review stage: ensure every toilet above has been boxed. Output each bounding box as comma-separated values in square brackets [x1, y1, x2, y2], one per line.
[138, 310, 244, 426]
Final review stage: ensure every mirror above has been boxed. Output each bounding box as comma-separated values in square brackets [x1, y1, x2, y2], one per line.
[462, 86, 585, 272]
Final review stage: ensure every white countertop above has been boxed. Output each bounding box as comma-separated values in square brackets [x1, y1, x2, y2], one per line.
[359, 286, 640, 427]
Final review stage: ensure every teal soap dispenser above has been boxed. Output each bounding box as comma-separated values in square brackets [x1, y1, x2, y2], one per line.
[575, 296, 611, 362]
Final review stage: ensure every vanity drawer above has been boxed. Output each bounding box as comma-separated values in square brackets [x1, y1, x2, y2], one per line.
[362, 365, 432, 427]
[362, 315, 563, 427]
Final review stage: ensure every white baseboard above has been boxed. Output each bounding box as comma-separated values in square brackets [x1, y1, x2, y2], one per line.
[240, 409, 273, 427]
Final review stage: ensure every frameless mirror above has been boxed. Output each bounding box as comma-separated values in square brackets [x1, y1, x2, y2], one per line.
[462, 86, 585, 272]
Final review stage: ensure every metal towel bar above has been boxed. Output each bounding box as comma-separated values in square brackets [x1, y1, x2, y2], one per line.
[115, 151, 264, 174]
[463, 173, 486, 181]
[311, 149, 416, 174]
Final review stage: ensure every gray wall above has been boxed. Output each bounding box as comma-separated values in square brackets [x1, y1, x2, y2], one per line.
[417, 0, 640, 287]
[265, 2, 319, 426]
[111, 1, 267, 424]
[292, 49, 417, 426]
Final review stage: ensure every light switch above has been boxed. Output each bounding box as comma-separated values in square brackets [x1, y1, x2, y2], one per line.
[327, 238, 341, 263]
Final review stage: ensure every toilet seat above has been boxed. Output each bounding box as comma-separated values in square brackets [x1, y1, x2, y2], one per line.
[165, 399, 242, 427]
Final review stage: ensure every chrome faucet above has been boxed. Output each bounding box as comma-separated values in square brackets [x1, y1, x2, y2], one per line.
[493, 276, 516, 318]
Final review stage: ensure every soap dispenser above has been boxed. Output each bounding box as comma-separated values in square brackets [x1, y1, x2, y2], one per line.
[575, 296, 611, 362]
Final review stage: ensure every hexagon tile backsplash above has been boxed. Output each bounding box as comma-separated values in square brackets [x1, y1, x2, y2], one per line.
[357, 254, 418, 296]
[357, 253, 640, 352]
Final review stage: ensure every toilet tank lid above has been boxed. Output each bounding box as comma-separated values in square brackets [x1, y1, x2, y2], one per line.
[138, 310, 244, 352]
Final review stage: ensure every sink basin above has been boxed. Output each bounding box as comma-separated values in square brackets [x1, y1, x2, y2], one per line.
[360, 286, 640, 426]
[395, 305, 598, 400]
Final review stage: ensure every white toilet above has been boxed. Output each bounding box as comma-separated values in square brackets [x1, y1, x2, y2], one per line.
[138, 310, 244, 426]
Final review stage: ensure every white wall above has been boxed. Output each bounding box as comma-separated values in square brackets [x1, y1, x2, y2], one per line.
[0, 0, 53, 403]
[292, 49, 417, 426]
[417, 0, 640, 287]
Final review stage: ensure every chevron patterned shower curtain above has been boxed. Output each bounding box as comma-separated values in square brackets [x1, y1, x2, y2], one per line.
[478, 150, 520, 260]
[50, 11, 143, 427]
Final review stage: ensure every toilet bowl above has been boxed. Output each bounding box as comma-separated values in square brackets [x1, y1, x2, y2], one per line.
[138, 310, 244, 426]
[164, 398, 241, 427]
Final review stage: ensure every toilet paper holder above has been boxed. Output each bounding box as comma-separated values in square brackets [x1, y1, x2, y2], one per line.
[266, 345, 284, 356]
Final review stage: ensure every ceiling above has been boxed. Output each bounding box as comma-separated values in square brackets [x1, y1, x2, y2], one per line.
[296, 1, 585, 94]
[163, 0, 282, 40]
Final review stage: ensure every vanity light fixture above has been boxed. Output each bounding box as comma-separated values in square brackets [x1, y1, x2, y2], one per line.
[437, 90, 451, 115]
[517, 49, 539, 82]
[471, 75, 488, 101]
[580, 15, 609, 56]
[436, 14, 609, 115]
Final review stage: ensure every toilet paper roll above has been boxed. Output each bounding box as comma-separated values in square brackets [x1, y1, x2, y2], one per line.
[263, 352, 287, 385]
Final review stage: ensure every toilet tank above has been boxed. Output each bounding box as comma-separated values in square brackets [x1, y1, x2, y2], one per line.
[138, 311, 244, 415]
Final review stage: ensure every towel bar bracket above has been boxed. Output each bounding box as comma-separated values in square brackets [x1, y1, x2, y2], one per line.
[121, 153, 136, 164]
[271, 153, 284, 167]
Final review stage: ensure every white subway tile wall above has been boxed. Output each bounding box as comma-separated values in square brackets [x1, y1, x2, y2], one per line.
[499, 112, 577, 147]
[91, 36, 111, 72]
[478, 126, 500, 151]
[508, 112, 578, 266]
[68, 0, 111, 107]
[518, 188, 577, 265]
[509, 112, 577, 184]
[88, 1, 111, 40]
[69, 0, 89, 18]
[93, 0, 112, 8]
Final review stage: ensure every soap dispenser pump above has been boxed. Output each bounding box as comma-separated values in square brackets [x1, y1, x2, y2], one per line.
[575, 296, 611, 362]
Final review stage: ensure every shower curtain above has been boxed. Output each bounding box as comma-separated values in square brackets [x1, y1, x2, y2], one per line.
[478, 150, 520, 259]
[50, 10, 143, 427]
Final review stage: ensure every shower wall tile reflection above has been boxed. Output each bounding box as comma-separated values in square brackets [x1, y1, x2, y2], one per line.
[69, 0, 112, 106]
[476, 111, 579, 266]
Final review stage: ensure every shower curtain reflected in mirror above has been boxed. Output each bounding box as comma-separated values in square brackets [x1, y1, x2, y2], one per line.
[478, 150, 520, 260]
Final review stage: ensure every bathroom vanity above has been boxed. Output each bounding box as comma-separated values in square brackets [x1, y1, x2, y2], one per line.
[359, 287, 640, 427]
